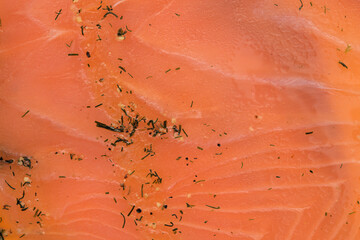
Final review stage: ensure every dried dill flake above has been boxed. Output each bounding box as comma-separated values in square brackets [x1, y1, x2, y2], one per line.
[18, 156, 32, 169]
[338, 61, 348, 69]
[0, 157, 14, 164]
[117, 28, 127, 40]
[55, 9, 62, 20]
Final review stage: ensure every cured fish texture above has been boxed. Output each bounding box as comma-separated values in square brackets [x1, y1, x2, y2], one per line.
[1, 0, 360, 239]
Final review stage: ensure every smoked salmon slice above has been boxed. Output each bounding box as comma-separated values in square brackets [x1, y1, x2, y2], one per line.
[1, 0, 360, 239]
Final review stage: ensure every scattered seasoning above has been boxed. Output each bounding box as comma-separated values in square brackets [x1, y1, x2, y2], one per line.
[349, 211, 356, 215]
[4, 180, 15, 190]
[141, 184, 144, 197]
[95, 103, 103, 108]
[119, 66, 126, 72]
[146, 170, 162, 184]
[275, 176, 281, 178]
[21, 110, 30, 118]
[59, 176, 66, 178]
[55, 9, 62, 20]
[165, 69, 171, 73]
[197, 146, 203, 150]
[299, 0, 303, 10]
[175, 13, 180, 16]
[2, 205, 10, 210]
[164, 222, 174, 227]
[305, 131, 313, 135]
[95, 121, 124, 132]
[340, 163, 343, 168]
[114, 197, 117, 203]
[2, 158, 13, 164]
[249, 218, 255, 221]
[338, 61, 348, 69]
[113, 137, 133, 146]
[103, 5, 118, 19]
[80, 25, 85, 36]
[127, 205, 135, 216]
[117, 84, 122, 92]
[309, 170, 313, 174]
[141, 153, 150, 160]
[65, 40, 73, 47]
[186, 203, 195, 208]
[205, 205, 220, 209]
[96, 34, 102, 41]
[195, 180, 205, 184]
[117, 28, 127, 38]
[68, 53, 79, 56]
[136, 208, 142, 213]
[16, 191, 28, 212]
[19, 234, 25, 238]
[325, 212, 328, 216]
[86, 51, 91, 58]
[120, 212, 126, 228]
[190, 101, 193, 108]
[241, 162, 244, 168]
[33, 208, 43, 218]
[125, 25, 132, 32]
[18, 156, 32, 169]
